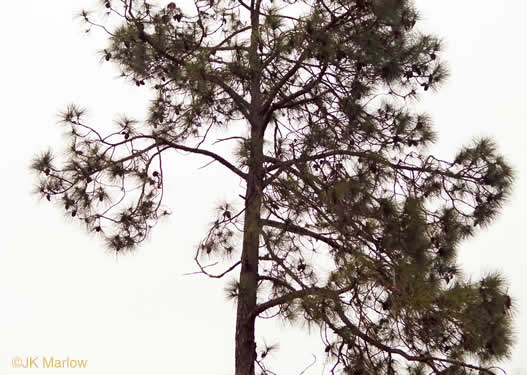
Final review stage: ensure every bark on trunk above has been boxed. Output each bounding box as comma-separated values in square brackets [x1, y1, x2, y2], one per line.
[235, 126, 264, 375]
[236, 3, 265, 372]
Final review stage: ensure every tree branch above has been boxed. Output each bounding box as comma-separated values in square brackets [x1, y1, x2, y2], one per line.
[159, 137, 248, 180]
[251, 284, 354, 319]
[261, 218, 342, 251]
[328, 302, 498, 375]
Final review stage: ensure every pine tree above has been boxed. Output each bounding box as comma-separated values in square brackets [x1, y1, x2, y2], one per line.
[32, 1, 515, 374]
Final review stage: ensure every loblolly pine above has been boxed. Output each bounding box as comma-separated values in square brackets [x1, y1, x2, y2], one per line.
[32, 1, 515, 374]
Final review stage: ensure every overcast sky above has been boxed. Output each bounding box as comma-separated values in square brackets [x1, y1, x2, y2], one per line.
[1, 1, 526, 374]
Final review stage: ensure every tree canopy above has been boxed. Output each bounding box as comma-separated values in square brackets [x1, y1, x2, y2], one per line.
[32, 1, 515, 374]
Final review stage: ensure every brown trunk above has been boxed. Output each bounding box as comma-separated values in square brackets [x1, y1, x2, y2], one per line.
[235, 125, 264, 375]
[236, 3, 265, 372]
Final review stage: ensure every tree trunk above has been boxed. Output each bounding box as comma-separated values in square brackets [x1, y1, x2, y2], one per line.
[236, 3, 266, 371]
[235, 127, 264, 375]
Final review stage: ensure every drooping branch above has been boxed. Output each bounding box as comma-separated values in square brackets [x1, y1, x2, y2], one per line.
[261, 218, 342, 252]
[325, 302, 499, 375]
[251, 283, 355, 319]
[159, 137, 248, 180]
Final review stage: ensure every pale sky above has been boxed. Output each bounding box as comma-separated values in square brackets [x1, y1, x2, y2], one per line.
[1, 1, 526, 374]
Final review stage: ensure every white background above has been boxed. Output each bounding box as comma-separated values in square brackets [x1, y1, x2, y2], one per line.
[1, 1, 525, 374]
